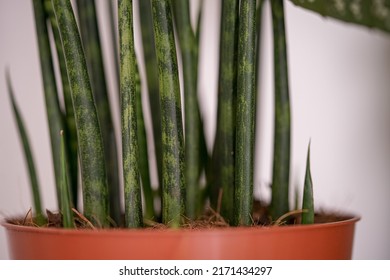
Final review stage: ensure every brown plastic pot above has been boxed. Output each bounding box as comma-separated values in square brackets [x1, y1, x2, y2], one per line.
[2, 216, 359, 259]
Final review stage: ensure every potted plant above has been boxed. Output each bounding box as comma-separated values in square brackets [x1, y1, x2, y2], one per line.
[3, 0, 379, 259]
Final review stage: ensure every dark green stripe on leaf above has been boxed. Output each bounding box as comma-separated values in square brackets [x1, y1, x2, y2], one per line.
[152, 0, 185, 227]
[52, 0, 109, 228]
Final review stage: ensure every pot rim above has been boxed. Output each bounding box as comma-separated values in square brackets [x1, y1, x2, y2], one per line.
[1, 215, 360, 237]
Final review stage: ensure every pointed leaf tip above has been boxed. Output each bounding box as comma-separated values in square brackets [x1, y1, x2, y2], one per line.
[302, 141, 314, 224]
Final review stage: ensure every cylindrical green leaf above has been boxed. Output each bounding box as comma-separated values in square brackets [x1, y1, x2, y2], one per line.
[59, 130, 75, 228]
[76, 0, 121, 225]
[52, 0, 109, 228]
[211, 0, 239, 223]
[44, 0, 78, 208]
[119, 0, 143, 228]
[270, 0, 291, 220]
[172, 0, 201, 219]
[193, 1, 211, 190]
[234, 0, 257, 226]
[152, 0, 185, 227]
[255, 0, 264, 91]
[138, 0, 163, 195]
[195, 0, 203, 49]
[108, 0, 120, 96]
[253, 0, 265, 213]
[32, 0, 64, 209]
[302, 142, 314, 224]
[6, 73, 46, 226]
[135, 63, 155, 220]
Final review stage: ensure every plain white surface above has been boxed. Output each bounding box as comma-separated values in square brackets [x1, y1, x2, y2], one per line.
[0, 260, 389, 279]
[1, 0, 390, 259]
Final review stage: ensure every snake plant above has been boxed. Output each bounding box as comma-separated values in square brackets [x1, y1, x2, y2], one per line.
[6, 0, 389, 229]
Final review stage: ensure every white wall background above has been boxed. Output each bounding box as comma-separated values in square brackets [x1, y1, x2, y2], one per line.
[1, 0, 390, 259]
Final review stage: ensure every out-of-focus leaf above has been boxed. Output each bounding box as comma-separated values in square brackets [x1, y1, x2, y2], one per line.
[290, 0, 390, 33]
[6, 71, 46, 226]
[59, 130, 75, 229]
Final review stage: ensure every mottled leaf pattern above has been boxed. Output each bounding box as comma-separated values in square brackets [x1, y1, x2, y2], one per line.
[234, 0, 257, 226]
[211, 0, 239, 223]
[138, 0, 163, 193]
[52, 0, 109, 227]
[172, 0, 201, 219]
[44, 0, 78, 208]
[76, 0, 121, 225]
[135, 63, 155, 220]
[119, 0, 143, 228]
[152, 0, 185, 227]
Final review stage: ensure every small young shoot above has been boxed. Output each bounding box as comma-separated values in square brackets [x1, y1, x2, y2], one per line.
[302, 142, 314, 224]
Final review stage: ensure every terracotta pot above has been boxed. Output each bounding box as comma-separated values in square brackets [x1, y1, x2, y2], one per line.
[2, 216, 359, 260]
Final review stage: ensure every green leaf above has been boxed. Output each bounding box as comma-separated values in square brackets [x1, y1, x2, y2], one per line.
[211, 0, 239, 223]
[76, 0, 121, 226]
[152, 0, 185, 227]
[172, 0, 201, 219]
[270, 0, 291, 220]
[44, 0, 78, 208]
[138, 0, 163, 196]
[290, 0, 390, 33]
[302, 142, 314, 224]
[255, 0, 265, 91]
[32, 0, 65, 209]
[6, 72, 46, 226]
[234, 0, 257, 226]
[52, 0, 109, 228]
[107, 0, 120, 97]
[59, 130, 75, 228]
[195, 0, 203, 48]
[194, 2, 211, 192]
[135, 63, 155, 220]
[119, 0, 143, 228]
